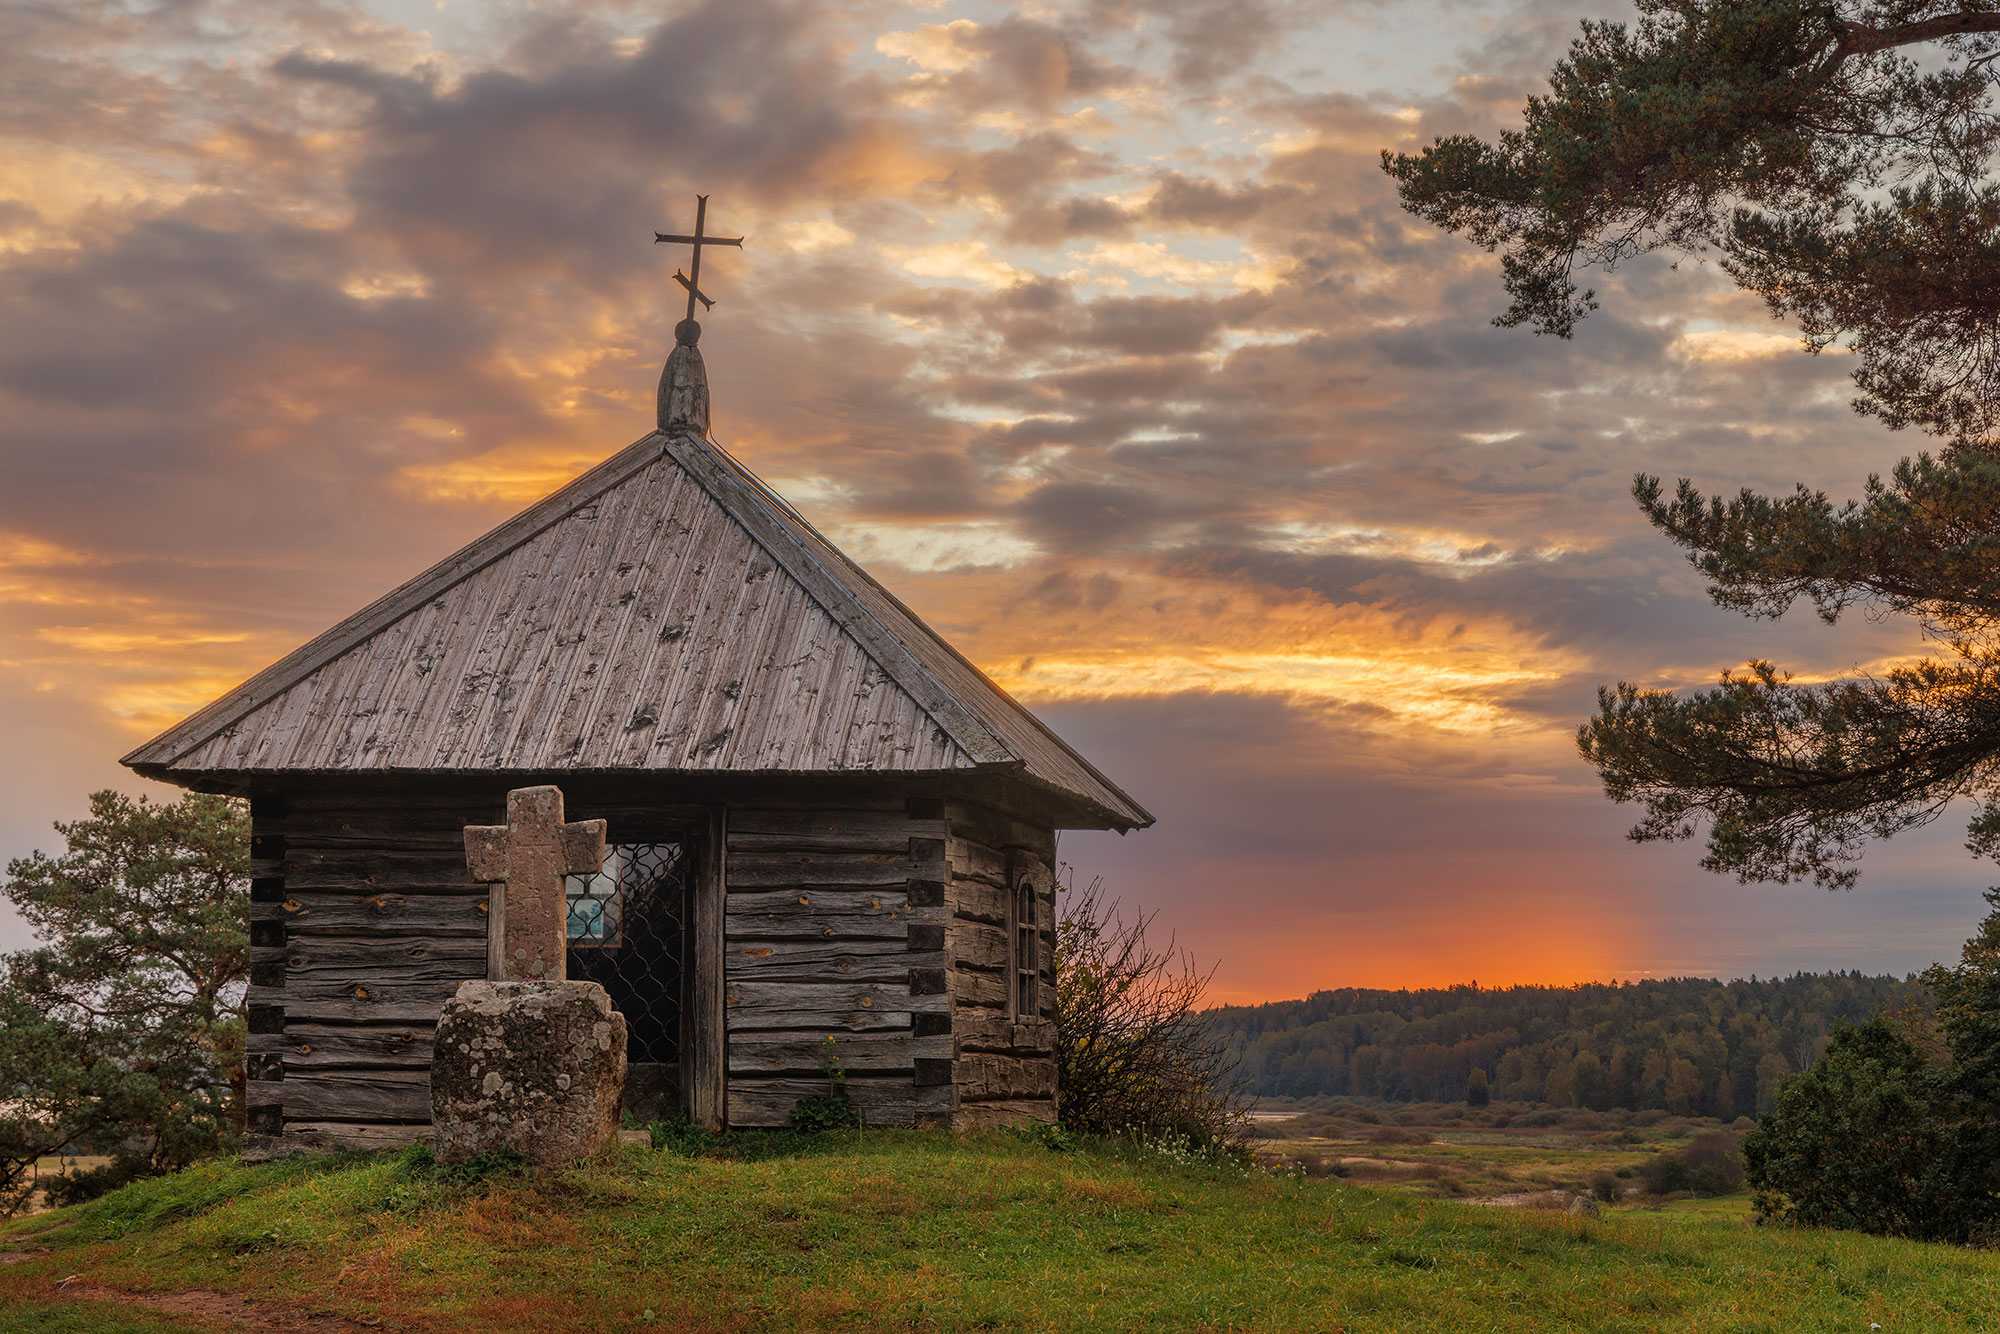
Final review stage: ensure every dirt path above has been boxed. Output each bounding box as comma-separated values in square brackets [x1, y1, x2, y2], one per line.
[40, 1278, 386, 1332]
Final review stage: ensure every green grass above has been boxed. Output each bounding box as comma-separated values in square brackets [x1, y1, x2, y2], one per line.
[2, 1130, 1996, 1332]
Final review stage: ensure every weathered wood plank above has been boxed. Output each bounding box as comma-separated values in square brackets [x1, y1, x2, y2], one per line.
[726, 852, 917, 889]
[280, 1070, 431, 1122]
[282, 849, 473, 884]
[256, 890, 489, 937]
[728, 1033, 952, 1074]
[265, 936, 486, 978]
[725, 1009, 915, 1033]
[280, 975, 464, 1007]
[495, 459, 675, 769]
[279, 999, 449, 1024]
[729, 940, 942, 981]
[282, 830, 470, 852]
[725, 912, 914, 942]
[261, 1024, 435, 1070]
[726, 888, 912, 914]
[689, 809, 727, 1132]
[725, 980, 946, 1018]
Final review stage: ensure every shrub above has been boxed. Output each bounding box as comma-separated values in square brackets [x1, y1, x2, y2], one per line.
[1744, 1019, 1991, 1241]
[1586, 1169, 1620, 1203]
[1053, 876, 1245, 1153]
[1639, 1133, 1743, 1197]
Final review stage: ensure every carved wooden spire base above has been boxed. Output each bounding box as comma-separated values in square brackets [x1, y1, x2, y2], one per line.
[658, 318, 710, 435]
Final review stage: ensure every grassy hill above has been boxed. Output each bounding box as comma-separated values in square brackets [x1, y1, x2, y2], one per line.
[2, 1130, 1995, 1333]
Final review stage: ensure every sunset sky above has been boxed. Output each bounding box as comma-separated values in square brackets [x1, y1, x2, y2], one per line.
[2, 0, 1988, 1003]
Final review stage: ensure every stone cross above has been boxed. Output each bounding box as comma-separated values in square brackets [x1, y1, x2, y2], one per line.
[465, 786, 606, 983]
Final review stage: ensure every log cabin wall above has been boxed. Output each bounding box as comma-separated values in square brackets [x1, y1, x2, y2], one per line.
[247, 785, 491, 1157]
[245, 776, 1062, 1150]
[246, 778, 725, 1157]
[943, 798, 1058, 1130]
[721, 794, 954, 1128]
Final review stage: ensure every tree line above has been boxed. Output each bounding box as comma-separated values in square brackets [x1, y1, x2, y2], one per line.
[1210, 974, 1922, 1116]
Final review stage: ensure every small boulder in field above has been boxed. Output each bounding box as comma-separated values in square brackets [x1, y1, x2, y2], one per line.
[432, 980, 627, 1167]
[1567, 1193, 1602, 1218]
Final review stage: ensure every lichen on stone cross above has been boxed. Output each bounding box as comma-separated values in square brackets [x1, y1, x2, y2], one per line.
[464, 786, 606, 982]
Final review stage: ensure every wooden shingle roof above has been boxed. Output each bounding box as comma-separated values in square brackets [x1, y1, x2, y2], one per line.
[122, 426, 1152, 831]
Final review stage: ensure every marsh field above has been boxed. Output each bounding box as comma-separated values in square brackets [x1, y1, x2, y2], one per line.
[1246, 1099, 1755, 1218]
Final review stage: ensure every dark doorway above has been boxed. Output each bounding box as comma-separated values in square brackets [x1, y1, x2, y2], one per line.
[565, 841, 692, 1119]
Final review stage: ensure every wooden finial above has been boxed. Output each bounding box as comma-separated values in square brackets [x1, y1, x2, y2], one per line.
[658, 318, 709, 434]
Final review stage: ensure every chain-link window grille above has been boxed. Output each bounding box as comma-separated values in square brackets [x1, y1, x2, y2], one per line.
[565, 842, 688, 1066]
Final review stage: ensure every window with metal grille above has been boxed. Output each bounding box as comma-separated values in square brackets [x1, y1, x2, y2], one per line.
[1014, 875, 1039, 1019]
[564, 842, 689, 1067]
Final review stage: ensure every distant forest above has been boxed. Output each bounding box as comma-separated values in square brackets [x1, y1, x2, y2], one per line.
[1210, 974, 1922, 1117]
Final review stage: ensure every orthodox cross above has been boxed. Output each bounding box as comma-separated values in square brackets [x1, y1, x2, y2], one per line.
[654, 195, 744, 323]
[465, 785, 606, 983]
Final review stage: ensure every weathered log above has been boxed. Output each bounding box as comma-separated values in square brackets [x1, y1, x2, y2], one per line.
[725, 852, 916, 889]
[949, 966, 1009, 1008]
[953, 1011, 1056, 1052]
[725, 979, 947, 1018]
[724, 909, 914, 941]
[727, 1032, 952, 1074]
[955, 1053, 1058, 1099]
[281, 849, 474, 888]
[254, 890, 490, 937]
[252, 1024, 435, 1069]
[725, 888, 913, 914]
[948, 838, 1014, 888]
[264, 936, 486, 978]
[949, 919, 1011, 970]
[729, 940, 943, 981]
[724, 1008, 914, 1033]
[279, 975, 465, 1007]
[278, 999, 448, 1024]
[279, 1069, 432, 1122]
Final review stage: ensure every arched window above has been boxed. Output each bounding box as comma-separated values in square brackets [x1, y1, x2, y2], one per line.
[1014, 875, 1039, 1019]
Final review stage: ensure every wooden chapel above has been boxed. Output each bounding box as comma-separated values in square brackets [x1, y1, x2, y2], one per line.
[120, 221, 1152, 1157]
